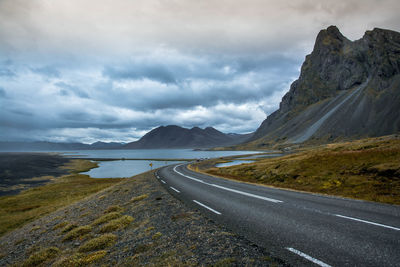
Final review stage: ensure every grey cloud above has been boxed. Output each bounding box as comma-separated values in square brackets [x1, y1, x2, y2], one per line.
[0, 87, 6, 98]
[0, 68, 16, 77]
[1, 0, 399, 142]
[31, 65, 60, 78]
[97, 52, 297, 112]
[104, 64, 176, 84]
[55, 82, 90, 98]
[0, 60, 16, 77]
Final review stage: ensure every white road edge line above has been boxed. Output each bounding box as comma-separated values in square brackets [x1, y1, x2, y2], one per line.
[173, 165, 282, 203]
[335, 214, 400, 231]
[286, 247, 332, 267]
[161, 180, 166, 184]
[173, 166, 206, 184]
[211, 183, 282, 203]
[193, 200, 221, 215]
[170, 186, 180, 193]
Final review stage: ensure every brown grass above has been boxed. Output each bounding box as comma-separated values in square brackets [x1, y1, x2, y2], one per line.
[0, 159, 123, 237]
[204, 136, 400, 205]
[78, 234, 116, 252]
[131, 194, 148, 203]
[100, 215, 134, 233]
[104, 205, 124, 213]
[54, 250, 108, 266]
[92, 212, 121, 226]
[22, 247, 60, 267]
[62, 225, 92, 241]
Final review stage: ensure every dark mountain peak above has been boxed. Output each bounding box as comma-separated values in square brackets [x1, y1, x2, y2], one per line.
[313, 25, 348, 53]
[204, 126, 216, 131]
[190, 126, 202, 132]
[318, 25, 346, 42]
[124, 125, 250, 149]
[248, 26, 400, 146]
[204, 126, 220, 133]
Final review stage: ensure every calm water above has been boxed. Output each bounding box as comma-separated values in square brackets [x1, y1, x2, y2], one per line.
[215, 160, 255, 167]
[82, 160, 184, 178]
[62, 149, 260, 159]
[70, 149, 261, 178]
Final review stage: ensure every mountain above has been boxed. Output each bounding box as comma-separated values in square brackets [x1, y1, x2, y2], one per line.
[124, 125, 251, 149]
[0, 141, 124, 151]
[244, 26, 400, 148]
[89, 141, 125, 149]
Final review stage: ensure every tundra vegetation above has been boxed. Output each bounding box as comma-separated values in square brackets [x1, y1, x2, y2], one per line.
[0, 159, 123, 236]
[1, 170, 279, 266]
[201, 135, 400, 205]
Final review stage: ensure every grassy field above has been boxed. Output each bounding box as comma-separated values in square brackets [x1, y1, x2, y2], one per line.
[200, 135, 400, 205]
[0, 159, 123, 236]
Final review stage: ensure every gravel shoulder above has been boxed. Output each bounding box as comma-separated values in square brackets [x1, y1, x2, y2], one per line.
[0, 169, 286, 266]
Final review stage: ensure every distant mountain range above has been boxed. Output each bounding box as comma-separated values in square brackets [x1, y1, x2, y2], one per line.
[123, 125, 252, 149]
[0, 126, 252, 151]
[0, 141, 124, 151]
[237, 26, 400, 149]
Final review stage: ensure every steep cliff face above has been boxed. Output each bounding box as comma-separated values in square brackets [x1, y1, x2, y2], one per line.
[248, 26, 400, 147]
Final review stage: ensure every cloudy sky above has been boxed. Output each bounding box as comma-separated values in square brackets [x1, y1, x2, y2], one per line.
[1, 0, 399, 143]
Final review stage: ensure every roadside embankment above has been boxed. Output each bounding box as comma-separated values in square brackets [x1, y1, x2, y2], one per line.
[0, 168, 284, 266]
[193, 135, 400, 205]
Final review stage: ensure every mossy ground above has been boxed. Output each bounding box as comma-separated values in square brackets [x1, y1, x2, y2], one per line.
[201, 136, 400, 205]
[0, 159, 123, 236]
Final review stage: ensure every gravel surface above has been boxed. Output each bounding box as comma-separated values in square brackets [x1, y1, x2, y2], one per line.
[0, 169, 287, 266]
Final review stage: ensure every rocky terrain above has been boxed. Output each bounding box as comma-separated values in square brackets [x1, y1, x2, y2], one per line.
[124, 125, 251, 149]
[244, 26, 400, 148]
[0, 170, 284, 266]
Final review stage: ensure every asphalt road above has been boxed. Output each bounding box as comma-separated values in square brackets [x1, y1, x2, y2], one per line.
[157, 163, 400, 267]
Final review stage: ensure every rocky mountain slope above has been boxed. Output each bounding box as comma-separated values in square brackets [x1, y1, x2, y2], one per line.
[124, 125, 251, 149]
[246, 26, 400, 148]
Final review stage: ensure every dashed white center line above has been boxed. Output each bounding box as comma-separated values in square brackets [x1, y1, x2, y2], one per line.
[335, 214, 400, 231]
[193, 200, 221, 215]
[160, 180, 166, 184]
[286, 247, 331, 267]
[173, 165, 282, 203]
[170, 186, 180, 193]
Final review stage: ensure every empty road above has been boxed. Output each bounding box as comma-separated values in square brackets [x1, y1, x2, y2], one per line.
[156, 163, 400, 266]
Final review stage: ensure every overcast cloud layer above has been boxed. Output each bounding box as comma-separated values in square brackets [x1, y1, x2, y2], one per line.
[1, 0, 399, 143]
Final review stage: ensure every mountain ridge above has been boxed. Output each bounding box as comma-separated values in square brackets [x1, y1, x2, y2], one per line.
[124, 125, 251, 149]
[243, 25, 400, 148]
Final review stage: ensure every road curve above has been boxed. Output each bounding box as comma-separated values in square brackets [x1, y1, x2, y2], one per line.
[156, 163, 400, 267]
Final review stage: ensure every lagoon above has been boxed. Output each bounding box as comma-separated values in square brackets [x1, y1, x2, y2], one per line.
[62, 149, 260, 159]
[69, 149, 261, 178]
[82, 160, 184, 178]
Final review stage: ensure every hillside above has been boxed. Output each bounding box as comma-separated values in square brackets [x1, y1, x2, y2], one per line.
[0, 165, 282, 266]
[124, 125, 251, 149]
[196, 135, 400, 205]
[243, 26, 400, 148]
